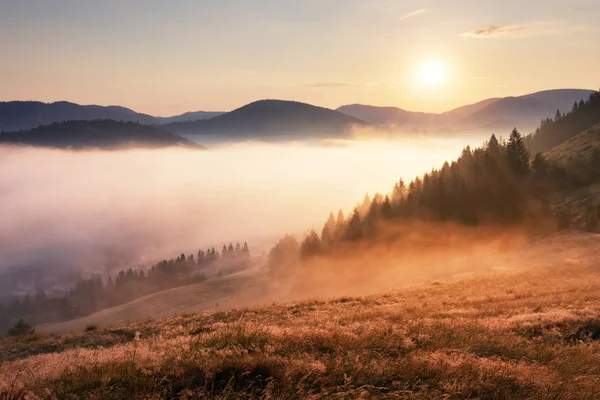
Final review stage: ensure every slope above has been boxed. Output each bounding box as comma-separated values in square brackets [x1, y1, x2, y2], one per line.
[463, 89, 595, 132]
[2, 233, 600, 399]
[545, 122, 600, 163]
[38, 270, 265, 334]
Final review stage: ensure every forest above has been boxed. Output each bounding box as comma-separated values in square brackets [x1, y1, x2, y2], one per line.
[0, 242, 250, 335]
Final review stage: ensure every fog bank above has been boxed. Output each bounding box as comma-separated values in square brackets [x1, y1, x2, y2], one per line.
[0, 136, 479, 293]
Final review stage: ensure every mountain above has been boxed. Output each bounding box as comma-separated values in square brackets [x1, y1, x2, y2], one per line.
[0, 120, 202, 150]
[165, 100, 368, 139]
[524, 90, 600, 154]
[335, 104, 439, 127]
[0, 101, 159, 132]
[337, 89, 594, 133]
[0, 101, 225, 131]
[440, 98, 501, 119]
[461, 89, 596, 132]
[156, 111, 225, 124]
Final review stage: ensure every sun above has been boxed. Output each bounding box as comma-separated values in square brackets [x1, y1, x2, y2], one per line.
[419, 61, 447, 85]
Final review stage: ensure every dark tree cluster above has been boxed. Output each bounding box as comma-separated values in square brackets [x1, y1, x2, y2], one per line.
[524, 90, 600, 154]
[0, 242, 251, 335]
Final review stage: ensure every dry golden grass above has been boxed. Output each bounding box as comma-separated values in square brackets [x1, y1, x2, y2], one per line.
[1, 233, 600, 399]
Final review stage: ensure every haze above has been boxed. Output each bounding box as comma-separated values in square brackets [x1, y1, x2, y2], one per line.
[0, 136, 474, 280]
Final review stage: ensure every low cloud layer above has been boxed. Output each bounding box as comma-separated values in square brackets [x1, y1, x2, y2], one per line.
[0, 137, 476, 291]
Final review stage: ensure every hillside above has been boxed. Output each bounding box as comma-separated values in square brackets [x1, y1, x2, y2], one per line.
[39, 271, 265, 334]
[337, 89, 593, 133]
[165, 100, 368, 139]
[461, 89, 595, 132]
[545, 122, 600, 163]
[1, 233, 599, 399]
[0, 120, 202, 150]
[335, 104, 439, 127]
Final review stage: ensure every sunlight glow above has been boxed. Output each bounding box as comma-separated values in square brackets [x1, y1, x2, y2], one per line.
[419, 61, 447, 85]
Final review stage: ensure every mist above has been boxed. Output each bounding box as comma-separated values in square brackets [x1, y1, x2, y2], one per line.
[0, 134, 486, 294]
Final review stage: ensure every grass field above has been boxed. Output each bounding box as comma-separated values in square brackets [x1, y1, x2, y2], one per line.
[1, 233, 600, 399]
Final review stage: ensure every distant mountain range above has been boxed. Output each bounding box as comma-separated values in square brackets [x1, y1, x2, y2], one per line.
[0, 120, 202, 150]
[164, 100, 367, 139]
[0, 101, 223, 132]
[337, 89, 595, 133]
[0, 89, 594, 144]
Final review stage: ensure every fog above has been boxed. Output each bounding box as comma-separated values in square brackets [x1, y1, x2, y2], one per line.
[0, 134, 489, 294]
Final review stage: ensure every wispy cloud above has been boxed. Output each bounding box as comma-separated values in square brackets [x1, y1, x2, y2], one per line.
[400, 9, 427, 20]
[460, 23, 561, 39]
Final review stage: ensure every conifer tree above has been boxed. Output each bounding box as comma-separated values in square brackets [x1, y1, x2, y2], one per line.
[345, 208, 362, 240]
[506, 128, 530, 176]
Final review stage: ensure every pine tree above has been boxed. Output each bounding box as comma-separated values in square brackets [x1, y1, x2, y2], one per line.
[334, 210, 346, 239]
[345, 208, 362, 240]
[300, 230, 321, 259]
[487, 134, 500, 158]
[506, 128, 530, 176]
[381, 195, 393, 219]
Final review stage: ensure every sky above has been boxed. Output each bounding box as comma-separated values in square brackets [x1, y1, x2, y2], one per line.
[1, 0, 599, 116]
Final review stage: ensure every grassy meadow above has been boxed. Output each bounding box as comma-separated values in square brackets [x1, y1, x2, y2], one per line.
[1, 233, 599, 399]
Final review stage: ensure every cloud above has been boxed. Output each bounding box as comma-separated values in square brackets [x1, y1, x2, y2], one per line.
[400, 9, 427, 20]
[460, 25, 527, 38]
[460, 23, 564, 39]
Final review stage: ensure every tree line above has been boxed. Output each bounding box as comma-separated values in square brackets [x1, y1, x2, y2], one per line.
[1, 242, 251, 335]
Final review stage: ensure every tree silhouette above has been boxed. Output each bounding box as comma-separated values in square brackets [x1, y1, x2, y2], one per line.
[8, 318, 35, 336]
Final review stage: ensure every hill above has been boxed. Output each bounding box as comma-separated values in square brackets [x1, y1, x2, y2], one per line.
[0, 101, 227, 131]
[1, 233, 599, 399]
[525, 90, 600, 154]
[0, 101, 159, 131]
[337, 89, 594, 133]
[461, 89, 595, 132]
[0, 120, 202, 150]
[165, 100, 368, 139]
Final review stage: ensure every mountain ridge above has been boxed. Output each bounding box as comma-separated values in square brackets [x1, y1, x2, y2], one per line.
[337, 89, 595, 133]
[0, 119, 203, 150]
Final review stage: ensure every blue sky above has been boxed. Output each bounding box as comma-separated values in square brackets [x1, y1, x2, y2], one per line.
[1, 0, 598, 115]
